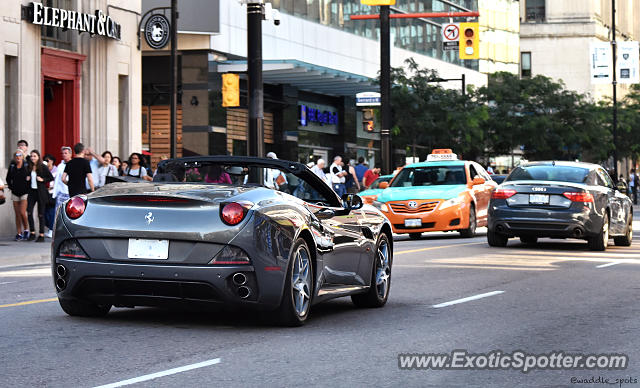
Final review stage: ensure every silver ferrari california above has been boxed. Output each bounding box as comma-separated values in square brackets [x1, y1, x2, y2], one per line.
[52, 156, 393, 326]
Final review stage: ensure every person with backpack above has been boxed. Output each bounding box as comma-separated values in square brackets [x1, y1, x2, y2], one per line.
[25, 150, 54, 242]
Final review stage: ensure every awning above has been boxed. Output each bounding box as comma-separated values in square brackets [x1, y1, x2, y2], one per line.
[213, 59, 376, 97]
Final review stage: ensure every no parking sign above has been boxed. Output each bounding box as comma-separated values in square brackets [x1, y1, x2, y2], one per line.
[442, 23, 459, 51]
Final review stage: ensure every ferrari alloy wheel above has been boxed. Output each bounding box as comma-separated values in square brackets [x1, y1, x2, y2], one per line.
[589, 213, 609, 251]
[614, 213, 633, 247]
[459, 204, 476, 238]
[59, 298, 111, 317]
[275, 238, 313, 326]
[352, 233, 392, 308]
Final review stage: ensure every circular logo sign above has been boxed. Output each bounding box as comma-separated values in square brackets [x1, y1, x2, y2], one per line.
[408, 201, 418, 209]
[144, 14, 170, 49]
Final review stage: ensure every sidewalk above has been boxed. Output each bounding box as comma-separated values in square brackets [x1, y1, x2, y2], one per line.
[0, 237, 51, 268]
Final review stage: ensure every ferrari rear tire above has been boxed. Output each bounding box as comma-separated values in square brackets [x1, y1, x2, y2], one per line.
[487, 229, 508, 247]
[59, 298, 111, 317]
[409, 232, 422, 240]
[588, 213, 609, 251]
[459, 204, 476, 238]
[352, 233, 392, 308]
[614, 214, 633, 247]
[274, 238, 313, 326]
[520, 236, 538, 244]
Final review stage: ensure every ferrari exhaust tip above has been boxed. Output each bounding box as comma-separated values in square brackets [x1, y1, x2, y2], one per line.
[237, 286, 251, 299]
[56, 278, 66, 290]
[56, 264, 67, 278]
[232, 272, 247, 286]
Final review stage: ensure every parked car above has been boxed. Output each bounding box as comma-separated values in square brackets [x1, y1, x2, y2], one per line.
[52, 156, 393, 326]
[487, 161, 633, 250]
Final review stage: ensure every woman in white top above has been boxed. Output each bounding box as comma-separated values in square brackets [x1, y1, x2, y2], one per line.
[96, 151, 119, 188]
[125, 152, 153, 181]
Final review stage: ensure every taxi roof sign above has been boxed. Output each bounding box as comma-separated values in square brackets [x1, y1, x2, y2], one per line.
[361, 0, 396, 5]
[426, 149, 458, 161]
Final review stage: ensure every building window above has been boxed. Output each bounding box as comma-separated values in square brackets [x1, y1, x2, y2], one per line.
[521, 52, 532, 78]
[41, 0, 73, 50]
[526, 0, 545, 22]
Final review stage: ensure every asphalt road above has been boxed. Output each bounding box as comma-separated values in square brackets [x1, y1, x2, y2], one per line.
[2, 228, 640, 388]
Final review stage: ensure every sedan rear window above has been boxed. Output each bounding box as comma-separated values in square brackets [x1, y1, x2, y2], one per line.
[506, 165, 589, 184]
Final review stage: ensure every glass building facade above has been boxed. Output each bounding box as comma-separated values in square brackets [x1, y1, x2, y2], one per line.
[272, 0, 478, 69]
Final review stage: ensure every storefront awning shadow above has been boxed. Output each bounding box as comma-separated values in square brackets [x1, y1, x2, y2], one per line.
[214, 59, 376, 97]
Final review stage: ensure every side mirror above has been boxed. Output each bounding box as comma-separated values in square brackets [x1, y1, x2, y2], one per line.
[616, 181, 628, 193]
[472, 177, 486, 186]
[342, 193, 364, 210]
[379, 181, 389, 189]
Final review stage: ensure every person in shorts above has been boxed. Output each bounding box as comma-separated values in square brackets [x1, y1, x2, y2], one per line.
[6, 150, 29, 240]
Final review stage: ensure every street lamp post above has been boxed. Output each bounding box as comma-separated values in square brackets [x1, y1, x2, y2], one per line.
[169, 0, 178, 159]
[611, 0, 618, 178]
[380, 5, 392, 175]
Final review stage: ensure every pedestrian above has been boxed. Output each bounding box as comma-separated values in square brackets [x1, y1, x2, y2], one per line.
[344, 159, 361, 194]
[62, 143, 95, 197]
[25, 150, 54, 242]
[111, 156, 123, 176]
[53, 146, 72, 213]
[264, 152, 288, 191]
[124, 152, 152, 181]
[311, 159, 328, 185]
[121, 160, 129, 174]
[9, 140, 31, 170]
[363, 165, 381, 189]
[486, 164, 494, 175]
[6, 150, 29, 240]
[329, 156, 348, 197]
[96, 151, 119, 188]
[204, 165, 232, 184]
[42, 154, 57, 238]
[354, 156, 368, 190]
[630, 169, 638, 205]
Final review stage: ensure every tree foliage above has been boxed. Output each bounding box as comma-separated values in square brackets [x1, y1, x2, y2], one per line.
[387, 60, 633, 165]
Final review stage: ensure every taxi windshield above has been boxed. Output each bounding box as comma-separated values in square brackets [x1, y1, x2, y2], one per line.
[390, 166, 467, 187]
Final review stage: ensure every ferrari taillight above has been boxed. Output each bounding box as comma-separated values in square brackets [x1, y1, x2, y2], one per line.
[65, 196, 87, 219]
[58, 239, 88, 259]
[563, 192, 594, 202]
[220, 201, 253, 226]
[491, 188, 517, 199]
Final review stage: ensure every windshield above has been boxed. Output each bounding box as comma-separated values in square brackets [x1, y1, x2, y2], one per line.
[506, 165, 590, 184]
[154, 159, 337, 206]
[390, 166, 467, 187]
[370, 177, 392, 189]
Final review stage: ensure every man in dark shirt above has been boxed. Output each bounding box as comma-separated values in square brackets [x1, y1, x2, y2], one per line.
[62, 143, 95, 197]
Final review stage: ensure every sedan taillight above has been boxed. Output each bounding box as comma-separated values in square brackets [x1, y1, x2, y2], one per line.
[65, 196, 87, 219]
[491, 188, 517, 199]
[563, 192, 594, 202]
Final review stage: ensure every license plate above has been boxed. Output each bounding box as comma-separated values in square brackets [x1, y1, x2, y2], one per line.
[404, 219, 422, 228]
[127, 239, 169, 260]
[529, 194, 549, 204]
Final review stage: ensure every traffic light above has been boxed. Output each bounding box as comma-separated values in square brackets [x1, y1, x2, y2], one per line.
[221, 73, 240, 107]
[362, 108, 375, 133]
[459, 22, 479, 60]
[361, 0, 396, 5]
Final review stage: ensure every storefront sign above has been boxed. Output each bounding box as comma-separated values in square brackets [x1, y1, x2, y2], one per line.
[356, 92, 381, 106]
[144, 14, 171, 49]
[22, 2, 121, 40]
[300, 105, 338, 127]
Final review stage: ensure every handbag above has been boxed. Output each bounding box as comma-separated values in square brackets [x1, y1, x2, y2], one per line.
[276, 173, 286, 187]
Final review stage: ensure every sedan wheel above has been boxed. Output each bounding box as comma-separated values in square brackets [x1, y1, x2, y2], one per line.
[589, 213, 609, 251]
[274, 238, 313, 326]
[459, 205, 476, 238]
[614, 214, 633, 247]
[352, 234, 392, 308]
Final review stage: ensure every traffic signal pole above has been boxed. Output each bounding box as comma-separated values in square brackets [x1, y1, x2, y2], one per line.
[380, 6, 391, 175]
[247, 2, 264, 158]
[611, 0, 618, 178]
[169, 0, 178, 159]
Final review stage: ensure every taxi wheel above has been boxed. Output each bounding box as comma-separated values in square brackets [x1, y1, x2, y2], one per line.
[409, 233, 422, 240]
[459, 204, 476, 238]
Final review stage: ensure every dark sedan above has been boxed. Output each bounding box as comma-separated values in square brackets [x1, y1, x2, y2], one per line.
[487, 161, 633, 251]
[52, 156, 393, 326]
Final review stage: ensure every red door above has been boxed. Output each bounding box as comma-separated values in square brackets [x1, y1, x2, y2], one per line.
[41, 48, 85, 158]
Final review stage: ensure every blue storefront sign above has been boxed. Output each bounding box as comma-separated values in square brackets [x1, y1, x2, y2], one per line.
[299, 105, 338, 127]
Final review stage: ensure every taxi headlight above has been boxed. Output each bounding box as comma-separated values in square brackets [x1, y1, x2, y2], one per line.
[372, 201, 389, 212]
[439, 197, 464, 210]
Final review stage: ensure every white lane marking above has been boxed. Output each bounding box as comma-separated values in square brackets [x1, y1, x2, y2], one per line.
[0, 281, 16, 285]
[596, 262, 620, 269]
[93, 358, 221, 388]
[433, 291, 505, 308]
